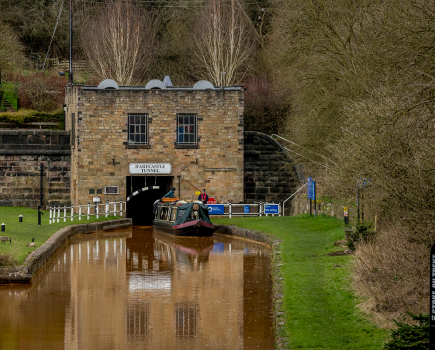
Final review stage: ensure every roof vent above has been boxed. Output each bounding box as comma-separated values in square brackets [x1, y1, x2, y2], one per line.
[97, 79, 119, 89]
[145, 79, 166, 89]
[193, 80, 214, 90]
[163, 76, 173, 87]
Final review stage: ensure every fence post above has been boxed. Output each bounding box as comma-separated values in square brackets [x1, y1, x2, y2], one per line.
[114, 202, 117, 217]
[120, 200, 123, 217]
[79, 203, 82, 221]
[259, 203, 263, 217]
[57, 206, 60, 223]
[71, 204, 74, 221]
[49, 206, 52, 224]
[279, 202, 282, 217]
[96, 203, 99, 219]
[229, 202, 232, 219]
[87, 202, 90, 220]
[64, 205, 66, 222]
[105, 200, 109, 218]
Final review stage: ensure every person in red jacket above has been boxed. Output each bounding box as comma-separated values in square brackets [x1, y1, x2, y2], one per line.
[198, 189, 209, 204]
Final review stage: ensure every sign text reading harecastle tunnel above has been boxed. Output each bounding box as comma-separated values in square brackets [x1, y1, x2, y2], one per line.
[129, 163, 172, 175]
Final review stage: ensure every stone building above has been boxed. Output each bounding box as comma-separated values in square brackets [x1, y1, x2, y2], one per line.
[64, 80, 245, 224]
[0, 79, 301, 222]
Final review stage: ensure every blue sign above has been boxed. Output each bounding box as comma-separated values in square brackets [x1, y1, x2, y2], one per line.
[307, 177, 314, 199]
[212, 242, 224, 253]
[207, 204, 225, 214]
[264, 204, 279, 214]
[244, 205, 250, 213]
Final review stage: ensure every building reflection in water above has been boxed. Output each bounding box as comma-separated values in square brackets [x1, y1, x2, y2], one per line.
[0, 227, 274, 349]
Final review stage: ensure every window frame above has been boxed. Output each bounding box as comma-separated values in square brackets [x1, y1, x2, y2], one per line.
[127, 113, 149, 147]
[176, 113, 198, 148]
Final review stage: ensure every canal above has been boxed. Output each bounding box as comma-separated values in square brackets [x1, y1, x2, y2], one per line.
[0, 226, 274, 349]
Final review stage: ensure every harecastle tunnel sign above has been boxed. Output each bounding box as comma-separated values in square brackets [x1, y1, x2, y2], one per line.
[129, 163, 172, 175]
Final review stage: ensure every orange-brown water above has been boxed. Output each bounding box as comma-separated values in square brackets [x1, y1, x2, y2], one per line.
[0, 226, 274, 349]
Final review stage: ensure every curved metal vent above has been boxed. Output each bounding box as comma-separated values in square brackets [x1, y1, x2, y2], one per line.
[145, 79, 166, 89]
[97, 79, 119, 89]
[163, 76, 173, 87]
[193, 80, 214, 90]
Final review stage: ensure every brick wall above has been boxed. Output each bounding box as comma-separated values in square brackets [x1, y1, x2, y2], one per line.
[0, 131, 71, 208]
[65, 86, 245, 205]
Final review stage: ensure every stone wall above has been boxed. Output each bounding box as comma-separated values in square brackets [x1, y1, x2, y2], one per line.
[65, 85, 245, 205]
[244, 131, 301, 207]
[0, 130, 71, 209]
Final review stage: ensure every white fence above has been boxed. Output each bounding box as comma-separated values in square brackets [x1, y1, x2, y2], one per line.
[49, 201, 124, 224]
[206, 202, 281, 218]
[49, 200, 282, 224]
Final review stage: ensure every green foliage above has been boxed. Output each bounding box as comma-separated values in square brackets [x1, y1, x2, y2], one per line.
[348, 223, 375, 251]
[0, 89, 4, 111]
[384, 313, 429, 350]
[0, 109, 64, 129]
[0, 82, 19, 111]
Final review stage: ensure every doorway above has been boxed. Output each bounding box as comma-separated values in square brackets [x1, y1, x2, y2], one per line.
[126, 176, 173, 225]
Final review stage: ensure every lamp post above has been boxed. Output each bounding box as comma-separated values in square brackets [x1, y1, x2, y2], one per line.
[69, 0, 73, 84]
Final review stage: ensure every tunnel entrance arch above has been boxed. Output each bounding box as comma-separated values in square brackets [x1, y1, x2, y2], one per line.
[126, 176, 173, 225]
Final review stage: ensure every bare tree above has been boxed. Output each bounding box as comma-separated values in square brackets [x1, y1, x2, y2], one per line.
[193, 0, 254, 86]
[81, 0, 154, 85]
[0, 22, 25, 71]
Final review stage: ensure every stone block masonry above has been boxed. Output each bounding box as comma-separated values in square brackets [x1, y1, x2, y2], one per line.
[0, 130, 71, 209]
[244, 131, 301, 206]
[65, 86, 245, 205]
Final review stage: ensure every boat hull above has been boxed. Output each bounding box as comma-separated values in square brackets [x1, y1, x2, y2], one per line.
[153, 219, 214, 237]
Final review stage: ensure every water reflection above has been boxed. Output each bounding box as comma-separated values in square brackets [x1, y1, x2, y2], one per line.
[0, 227, 274, 349]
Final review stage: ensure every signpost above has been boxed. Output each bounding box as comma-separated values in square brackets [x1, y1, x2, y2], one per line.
[206, 197, 217, 204]
[207, 204, 225, 214]
[307, 177, 316, 216]
[307, 177, 314, 199]
[264, 204, 279, 215]
[343, 206, 349, 225]
[430, 242, 435, 345]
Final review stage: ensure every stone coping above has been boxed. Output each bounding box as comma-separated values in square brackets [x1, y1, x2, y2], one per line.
[214, 224, 289, 350]
[0, 130, 70, 136]
[0, 218, 132, 285]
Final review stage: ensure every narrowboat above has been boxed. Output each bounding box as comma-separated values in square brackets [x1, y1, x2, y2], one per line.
[153, 199, 215, 236]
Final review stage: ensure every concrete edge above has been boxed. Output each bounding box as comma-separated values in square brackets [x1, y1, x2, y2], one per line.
[0, 218, 132, 285]
[214, 224, 289, 350]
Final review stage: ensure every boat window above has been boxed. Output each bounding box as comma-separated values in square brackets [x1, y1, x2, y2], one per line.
[160, 207, 169, 221]
[176, 209, 186, 222]
[170, 208, 177, 222]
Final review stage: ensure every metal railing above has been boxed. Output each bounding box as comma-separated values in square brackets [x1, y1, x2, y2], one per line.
[271, 134, 328, 169]
[49, 200, 124, 224]
[282, 184, 307, 216]
[207, 202, 281, 218]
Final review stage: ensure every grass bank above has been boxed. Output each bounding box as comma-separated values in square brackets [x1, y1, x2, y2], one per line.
[213, 214, 389, 349]
[0, 206, 119, 265]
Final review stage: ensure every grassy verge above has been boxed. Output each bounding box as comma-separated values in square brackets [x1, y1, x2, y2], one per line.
[0, 82, 19, 110]
[0, 206, 120, 265]
[213, 214, 389, 349]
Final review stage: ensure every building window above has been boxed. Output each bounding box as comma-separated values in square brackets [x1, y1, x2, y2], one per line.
[128, 114, 148, 145]
[176, 114, 197, 146]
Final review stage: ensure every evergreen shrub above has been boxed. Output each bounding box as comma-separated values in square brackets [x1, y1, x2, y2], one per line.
[347, 223, 375, 250]
[384, 313, 429, 350]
